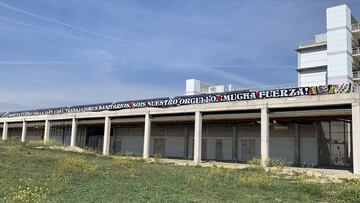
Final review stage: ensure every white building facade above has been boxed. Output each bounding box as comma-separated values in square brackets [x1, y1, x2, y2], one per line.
[297, 4, 360, 87]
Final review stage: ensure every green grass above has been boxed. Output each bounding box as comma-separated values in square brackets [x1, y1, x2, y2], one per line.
[0, 141, 360, 203]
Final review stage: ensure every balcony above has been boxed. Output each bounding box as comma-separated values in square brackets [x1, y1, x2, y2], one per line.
[354, 47, 360, 56]
[354, 71, 360, 80]
[353, 23, 360, 32]
[298, 40, 326, 49]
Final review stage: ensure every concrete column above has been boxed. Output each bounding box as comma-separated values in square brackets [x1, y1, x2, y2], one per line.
[43, 119, 50, 143]
[326, 5, 353, 84]
[143, 111, 151, 159]
[2, 122, 8, 141]
[194, 111, 202, 164]
[294, 124, 300, 166]
[70, 117, 77, 147]
[261, 106, 269, 167]
[352, 102, 360, 174]
[21, 120, 27, 142]
[103, 116, 111, 155]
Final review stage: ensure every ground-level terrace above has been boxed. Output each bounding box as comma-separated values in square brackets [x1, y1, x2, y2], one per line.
[1, 93, 360, 173]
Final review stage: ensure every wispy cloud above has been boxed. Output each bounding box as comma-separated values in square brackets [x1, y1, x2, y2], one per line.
[0, 60, 108, 65]
[0, 1, 144, 46]
[170, 63, 264, 86]
[0, 0, 353, 112]
[0, 16, 94, 44]
[200, 67, 264, 87]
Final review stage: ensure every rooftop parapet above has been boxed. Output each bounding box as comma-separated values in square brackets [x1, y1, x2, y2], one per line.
[299, 33, 327, 48]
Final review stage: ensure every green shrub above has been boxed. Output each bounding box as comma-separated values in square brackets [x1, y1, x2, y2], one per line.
[43, 140, 63, 146]
[299, 182, 325, 198]
[123, 151, 139, 157]
[239, 171, 272, 190]
[247, 158, 261, 165]
[56, 157, 99, 177]
[268, 158, 291, 167]
[25, 140, 46, 147]
[1, 140, 24, 146]
[185, 164, 235, 193]
[51, 170, 71, 192]
[334, 179, 360, 202]
[113, 157, 136, 169]
[113, 156, 140, 177]
[204, 165, 223, 186]
[3, 144, 25, 156]
[153, 154, 163, 164]
[83, 147, 98, 154]
[4, 178, 48, 203]
[294, 172, 315, 182]
[247, 157, 291, 167]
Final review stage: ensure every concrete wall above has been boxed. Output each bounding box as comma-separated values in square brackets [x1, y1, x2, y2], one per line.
[326, 4, 353, 84]
[0, 120, 341, 167]
[50, 126, 71, 145]
[8, 127, 43, 141]
[104, 123, 320, 164]
[299, 49, 327, 69]
[299, 69, 327, 87]
[8, 128, 22, 141]
[111, 127, 144, 156]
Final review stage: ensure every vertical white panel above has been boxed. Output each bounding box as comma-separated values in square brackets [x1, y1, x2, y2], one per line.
[326, 4, 353, 84]
[300, 71, 327, 86]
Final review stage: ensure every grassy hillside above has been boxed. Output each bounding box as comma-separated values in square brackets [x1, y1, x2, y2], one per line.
[0, 141, 360, 203]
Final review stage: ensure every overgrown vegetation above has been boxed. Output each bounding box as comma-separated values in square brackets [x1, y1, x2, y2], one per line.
[0, 140, 360, 202]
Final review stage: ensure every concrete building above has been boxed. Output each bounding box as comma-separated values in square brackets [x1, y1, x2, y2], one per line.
[1, 4, 360, 174]
[296, 4, 360, 87]
[185, 79, 239, 95]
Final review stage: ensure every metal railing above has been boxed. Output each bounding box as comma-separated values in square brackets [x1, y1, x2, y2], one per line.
[237, 82, 360, 94]
[354, 71, 360, 79]
[237, 83, 298, 92]
[353, 47, 360, 55]
[352, 23, 360, 31]
[354, 83, 360, 94]
[299, 40, 326, 47]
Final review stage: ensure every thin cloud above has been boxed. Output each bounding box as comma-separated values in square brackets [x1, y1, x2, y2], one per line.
[171, 63, 264, 87]
[172, 63, 294, 70]
[0, 60, 109, 65]
[203, 65, 294, 70]
[0, 16, 94, 44]
[200, 67, 264, 87]
[0, 1, 144, 46]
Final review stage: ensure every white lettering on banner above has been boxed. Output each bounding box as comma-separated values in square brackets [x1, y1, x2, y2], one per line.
[1, 83, 353, 118]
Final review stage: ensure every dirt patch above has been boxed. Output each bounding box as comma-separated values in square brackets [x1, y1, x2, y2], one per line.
[36, 146, 89, 153]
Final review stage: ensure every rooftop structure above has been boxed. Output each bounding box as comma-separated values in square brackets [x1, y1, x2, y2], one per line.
[296, 4, 360, 87]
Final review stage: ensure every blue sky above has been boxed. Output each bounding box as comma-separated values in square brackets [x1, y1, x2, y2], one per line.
[0, 0, 359, 112]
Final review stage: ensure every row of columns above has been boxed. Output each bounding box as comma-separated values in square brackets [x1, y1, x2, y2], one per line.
[1, 118, 78, 144]
[0, 108, 270, 165]
[11, 103, 360, 172]
[2, 103, 360, 173]
[1, 108, 269, 166]
[101, 108, 269, 167]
